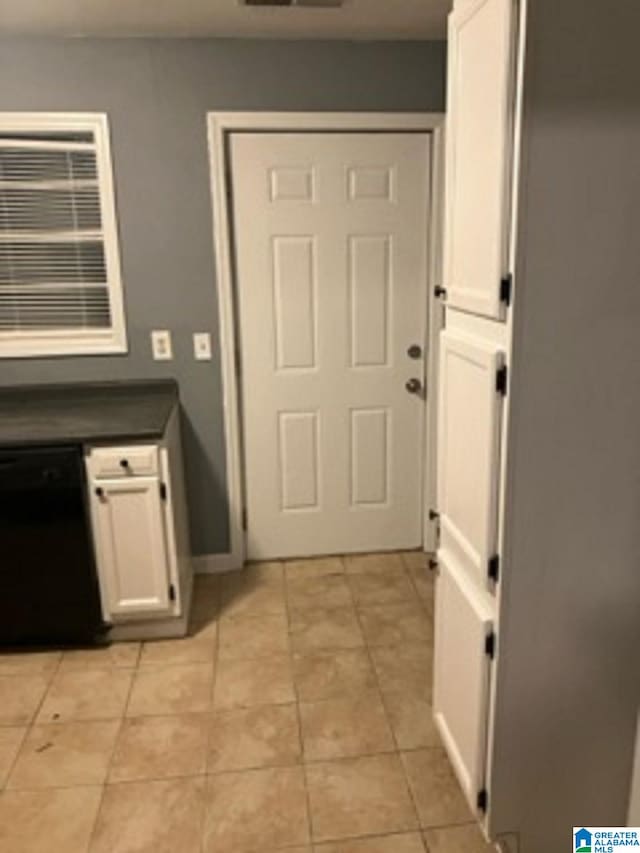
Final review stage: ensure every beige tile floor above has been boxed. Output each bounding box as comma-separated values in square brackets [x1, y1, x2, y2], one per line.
[0, 551, 494, 853]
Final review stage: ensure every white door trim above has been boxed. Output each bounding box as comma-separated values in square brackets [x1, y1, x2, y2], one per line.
[207, 111, 445, 570]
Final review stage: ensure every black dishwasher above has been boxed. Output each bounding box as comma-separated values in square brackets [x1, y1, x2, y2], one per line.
[0, 446, 105, 646]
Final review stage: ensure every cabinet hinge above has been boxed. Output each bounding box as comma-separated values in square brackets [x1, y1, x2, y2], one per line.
[496, 365, 509, 396]
[477, 788, 489, 813]
[159, 482, 168, 501]
[500, 273, 513, 306]
[434, 285, 447, 299]
[429, 509, 440, 521]
[488, 554, 500, 583]
[241, 507, 248, 531]
[168, 583, 176, 602]
[485, 631, 497, 660]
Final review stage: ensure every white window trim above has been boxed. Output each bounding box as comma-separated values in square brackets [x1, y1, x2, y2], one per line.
[0, 112, 127, 358]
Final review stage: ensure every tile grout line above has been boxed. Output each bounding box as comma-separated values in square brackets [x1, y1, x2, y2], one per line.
[344, 561, 400, 750]
[282, 558, 316, 850]
[205, 562, 311, 850]
[402, 551, 437, 618]
[313, 827, 432, 849]
[347, 554, 428, 840]
[197, 576, 221, 853]
[86, 655, 140, 851]
[28, 654, 61, 726]
[2, 741, 446, 796]
[0, 720, 29, 793]
[396, 551, 439, 840]
[0, 657, 59, 788]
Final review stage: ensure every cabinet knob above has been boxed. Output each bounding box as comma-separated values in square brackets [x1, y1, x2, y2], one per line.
[120, 459, 130, 470]
[95, 486, 104, 498]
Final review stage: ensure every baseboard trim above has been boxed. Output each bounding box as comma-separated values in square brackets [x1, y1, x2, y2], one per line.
[193, 552, 242, 574]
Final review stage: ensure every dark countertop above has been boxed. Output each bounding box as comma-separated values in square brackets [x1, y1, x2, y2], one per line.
[0, 380, 179, 447]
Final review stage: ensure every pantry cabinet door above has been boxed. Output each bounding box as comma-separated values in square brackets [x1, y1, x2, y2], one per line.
[444, 0, 518, 319]
[433, 550, 494, 811]
[91, 477, 171, 618]
[437, 328, 505, 588]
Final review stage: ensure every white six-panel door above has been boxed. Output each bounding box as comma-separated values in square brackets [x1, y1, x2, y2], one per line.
[444, 0, 517, 318]
[230, 133, 430, 559]
[437, 328, 505, 588]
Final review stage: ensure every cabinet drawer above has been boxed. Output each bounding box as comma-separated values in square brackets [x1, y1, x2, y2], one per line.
[88, 445, 159, 479]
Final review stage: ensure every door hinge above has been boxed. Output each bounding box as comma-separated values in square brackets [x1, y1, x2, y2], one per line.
[159, 482, 168, 501]
[488, 554, 500, 583]
[169, 583, 176, 602]
[496, 365, 509, 396]
[429, 509, 441, 548]
[500, 273, 513, 306]
[241, 507, 248, 531]
[477, 788, 489, 813]
[485, 631, 497, 660]
[434, 285, 447, 299]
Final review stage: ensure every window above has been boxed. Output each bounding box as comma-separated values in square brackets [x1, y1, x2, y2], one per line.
[0, 113, 127, 357]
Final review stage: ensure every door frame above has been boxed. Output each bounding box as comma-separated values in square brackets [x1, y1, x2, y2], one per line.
[207, 111, 445, 571]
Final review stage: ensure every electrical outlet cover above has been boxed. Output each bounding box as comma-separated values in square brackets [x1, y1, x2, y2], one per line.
[193, 332, 212, 361]
[151, 329, 173, 360]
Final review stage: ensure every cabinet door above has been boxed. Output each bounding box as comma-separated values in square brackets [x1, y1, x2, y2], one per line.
[91, 477, 171, 618]
[444, 0, 518, 319]
[433, 550, 494, 811]
[437, 328, 504, 588]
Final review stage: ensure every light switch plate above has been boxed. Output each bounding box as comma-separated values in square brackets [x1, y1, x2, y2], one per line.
[193, 332, 212, 361]
[151, 329, 173, 361]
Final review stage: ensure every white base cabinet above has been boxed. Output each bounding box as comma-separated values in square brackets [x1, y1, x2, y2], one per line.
[90, 476, 172, 617]
[86, 408, 192, 638]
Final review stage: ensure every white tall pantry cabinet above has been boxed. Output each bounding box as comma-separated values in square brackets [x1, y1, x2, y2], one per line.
[434, 0, 640, 850]
[434, 0, 519, 825]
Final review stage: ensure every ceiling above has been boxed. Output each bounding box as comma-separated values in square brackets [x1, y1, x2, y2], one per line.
[0, 0, 451, 39]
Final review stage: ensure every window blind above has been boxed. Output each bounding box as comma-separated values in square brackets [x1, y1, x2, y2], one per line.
[0, 129, 114, 336]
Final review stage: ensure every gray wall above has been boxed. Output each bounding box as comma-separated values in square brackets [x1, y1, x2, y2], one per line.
[489, 1, 640, 848]
[0, 37, 446, 554]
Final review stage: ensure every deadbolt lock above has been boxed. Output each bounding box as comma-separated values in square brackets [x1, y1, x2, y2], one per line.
[407, 344, 422, 359]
